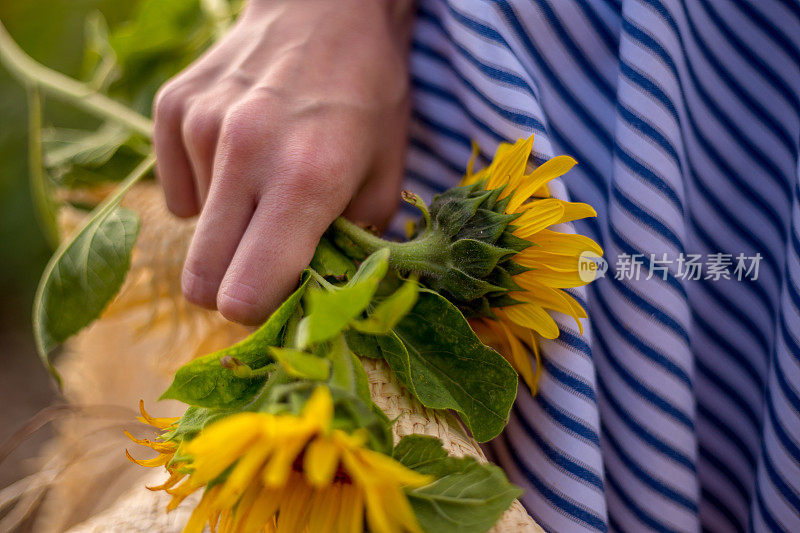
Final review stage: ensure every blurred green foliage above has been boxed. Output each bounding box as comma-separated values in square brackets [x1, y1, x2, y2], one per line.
[0, 0, 136, 311]
[1, 0, 228, 318]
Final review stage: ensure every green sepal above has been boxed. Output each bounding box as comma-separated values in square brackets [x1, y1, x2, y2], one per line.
[484, 264, 523, 293]
[163, 405, 232, 442]
[455, 208, 515, 244]
[437, 268, 505, 301]
[492, 190, 513, 214]
[502, 259, 531, 277]
[497, 231, 533, 253]
[431, 188, 488, 237]
[455, 297, 495, 319]
[449, 239, 515, 278]
[479, 185, 504, 211]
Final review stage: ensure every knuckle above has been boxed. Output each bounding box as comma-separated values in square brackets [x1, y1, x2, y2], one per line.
[218, 106, 263, 159]
[153, 83, 186, 122]
[182, 102, 220, 151]
[282, 169, 340, 203]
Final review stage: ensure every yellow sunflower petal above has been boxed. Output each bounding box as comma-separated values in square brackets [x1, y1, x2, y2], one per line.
[263, 425, 315, 487]
[526, 229, 604, 257]
[304, 434, 341, 487]
[216, 445, 272, 508]
[487, 136, 534, 190]
[243, 485, 285, 532]
[512, 199, 565, 238]
[517, 266, 592, 289]
[124, 430, 177, 454]
[215, 509, 231, 533]
[528, 331, 543, 395]
[497, 318, 537, 391]
[137, 400, 179, 429]
[480, 318, 514, 360]
[354, 448, 433, 488]
[182, 485, 220, 533]
[125, 449, 171, 468]
[225, 478, 261, 532]
[307, 486, 339, 532]
[336, 482, 364, 533]
[275, 473, 313, 533]
[462, 140, 481, 184]
[515, 249, 585, 271]
[146, 470, 186, 492]
[502, 302, 560, 339]
[507, 155, 578, 213]
[362, 484, 398, 533]
[557, 201, 597, 223]
[383, 484, 426, 533]
[182, 415, 264, 484]
[514, 278, 586, 332]
[301, 386, 334, 429]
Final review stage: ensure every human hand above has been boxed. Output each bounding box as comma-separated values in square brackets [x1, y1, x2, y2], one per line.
[153, 0, 414, 324]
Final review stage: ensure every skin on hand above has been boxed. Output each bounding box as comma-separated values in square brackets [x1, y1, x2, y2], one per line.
[153, 0, 414, 325]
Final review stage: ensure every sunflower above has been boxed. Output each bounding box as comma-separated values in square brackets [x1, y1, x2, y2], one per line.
[127, 387, 432, 533]
[461, 136, 602, 393]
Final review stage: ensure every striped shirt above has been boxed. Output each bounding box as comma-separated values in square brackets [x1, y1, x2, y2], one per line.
[390, 1, 800, 531]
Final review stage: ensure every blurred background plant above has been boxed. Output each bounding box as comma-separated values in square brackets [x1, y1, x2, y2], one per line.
[1, 0, 129, 493]
[0, 0, 238, 528]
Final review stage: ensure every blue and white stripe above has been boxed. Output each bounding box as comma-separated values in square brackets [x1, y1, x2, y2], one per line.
[391, 1, 800, 530]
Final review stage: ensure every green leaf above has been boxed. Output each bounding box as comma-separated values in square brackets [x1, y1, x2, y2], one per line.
[344, 330, 383, 359]
[392, 434, 449, 470]
[82, 11, 119, 91]
[394, 435, 522, 533]
[43, 123, 131, 170]
[310, 236, 356, 279]
[33, 205, 140, 380]
[351, 276, 419, 334]
[382, 290, 517, 442]
[270, 347, 330, 381]
[328, 336, 371, 404]
[347, 247, 390, 286]
[161, 276, 310, 408]
[105, 0, 222, 109]
[32, 154, 154, 382]
[296, 249, 389, 348]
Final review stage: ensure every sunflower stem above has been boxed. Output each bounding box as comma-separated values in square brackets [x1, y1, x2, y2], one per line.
[401, 190, 432, 234]
[331, 217, 448, 276]
[0, 20, 153, 137]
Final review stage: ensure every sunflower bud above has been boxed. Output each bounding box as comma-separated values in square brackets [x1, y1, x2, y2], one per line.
[331, 136, 602, 391]
[402, 183, 527, 313]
